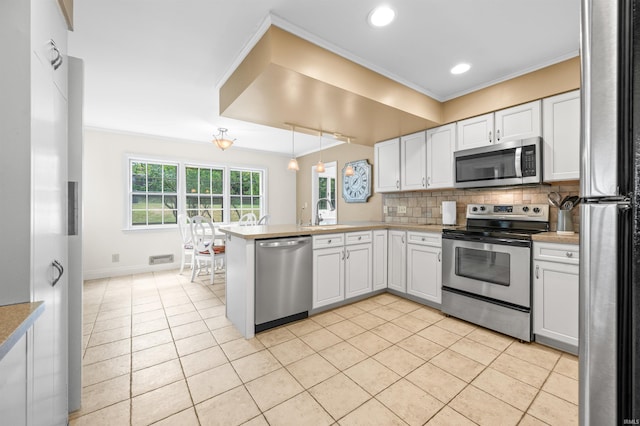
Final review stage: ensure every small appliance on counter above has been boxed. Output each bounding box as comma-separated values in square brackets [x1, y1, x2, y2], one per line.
[442, 201, 457, 225]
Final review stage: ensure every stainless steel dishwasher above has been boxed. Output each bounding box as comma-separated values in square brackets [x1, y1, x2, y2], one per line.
[255, 236, 312, 333]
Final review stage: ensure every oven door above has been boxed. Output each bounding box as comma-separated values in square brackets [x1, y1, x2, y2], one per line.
[442, 234, 531, 308]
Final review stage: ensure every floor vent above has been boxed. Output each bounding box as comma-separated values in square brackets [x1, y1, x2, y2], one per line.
[149, 254, 174, 265]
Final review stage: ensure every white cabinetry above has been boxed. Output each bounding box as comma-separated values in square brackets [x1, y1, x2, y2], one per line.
[456, 100, 541, 150]
[312, 232, 372, 308]
[400, 131, 427, 190]
[533, 242, 580, 352]
[372, 230, 388, 290]
[426, 123, 455, 189]
[387, 231, 407, 292]
[543, 90, 581, 182]
[406, 232, 442, 304]
[374, 138, 400, 192]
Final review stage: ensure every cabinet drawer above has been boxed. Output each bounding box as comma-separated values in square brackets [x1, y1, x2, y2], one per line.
[533, 242, 579, 264]
[345, 231, 372, 245]
[313, 233, 345, 249]
[406, 231, 441, 247]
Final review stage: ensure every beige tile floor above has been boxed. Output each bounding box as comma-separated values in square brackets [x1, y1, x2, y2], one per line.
[70, 269, 579, 425]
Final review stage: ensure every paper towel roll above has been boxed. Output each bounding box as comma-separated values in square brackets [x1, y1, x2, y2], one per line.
[442, 201, 457, 225]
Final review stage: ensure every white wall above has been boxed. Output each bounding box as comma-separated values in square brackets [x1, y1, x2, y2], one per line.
[83, 129, 296, 279]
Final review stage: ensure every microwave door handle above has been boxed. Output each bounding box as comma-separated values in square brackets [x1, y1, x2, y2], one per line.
[514, 147, 523, 178]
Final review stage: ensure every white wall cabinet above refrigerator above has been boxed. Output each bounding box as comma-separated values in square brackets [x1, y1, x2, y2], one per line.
[374, 138, 400, 193]
[456, 100, 542, 150]
[543, 90, 581, 182]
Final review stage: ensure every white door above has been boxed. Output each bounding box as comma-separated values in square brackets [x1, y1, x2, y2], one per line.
[426, 123, 455, 189]
[456, 113, 494, 150]
[543, 90, 581, 181]
[400, 131, 426, 190]
[312, 246, 345, 308]
[372, 230, 388, 290]
[406, 244, 441, 303]
[494, 100, 542, 143]
[374, 138, 400, 192]
[387, 231, 406, 292]
[345, 244, 372, 299]
[533, 260, 579, 347]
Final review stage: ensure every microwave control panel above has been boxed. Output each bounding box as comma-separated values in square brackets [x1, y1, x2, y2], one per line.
[522, 145, 537, 177]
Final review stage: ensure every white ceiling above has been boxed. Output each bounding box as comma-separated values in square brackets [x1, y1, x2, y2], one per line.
[68, 0, 580, 156]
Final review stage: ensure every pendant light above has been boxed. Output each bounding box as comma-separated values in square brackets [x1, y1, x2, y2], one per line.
[344, 137, 355, 176]
[316, 132, 325, 173]
[212, 128, 235, 151]
[287, 126, 299, 171]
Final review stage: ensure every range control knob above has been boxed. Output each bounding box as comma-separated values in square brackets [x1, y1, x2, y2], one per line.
[480, 206, 486, 212]
[533, 207, 541, 213]
[522, 206, 530, 213]
[471, 206, 478, 212]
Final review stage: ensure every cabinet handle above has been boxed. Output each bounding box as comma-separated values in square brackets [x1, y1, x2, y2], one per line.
[489, 130, 492, 143]
[342, 250, 345, 260]
[52, 260, 64, 287]
[427, 177, 431, 186]
[438, 251, 441, 262]
[358, 236, 362, 240]
[328, 239, 332, 244]
[496, 129, 501, 141]
[535, 265, 539, 279]
[422, 177, 425, 187]
[421, 237, 426, 241]
[396, 180, 400, 189]
[347, 250, 350, 259]
[49, 39, 63, 71]
[566, 252, 573, 258]
[401, 236, 405, 244]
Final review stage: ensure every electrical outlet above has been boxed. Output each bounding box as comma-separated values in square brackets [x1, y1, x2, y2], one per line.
[398, 205, 407, 214]
[112, 254, 120, 263]
[383, 205, 388, 214]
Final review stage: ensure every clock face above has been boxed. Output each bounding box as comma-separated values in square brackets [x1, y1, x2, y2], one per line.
[342, 160, 372, 203]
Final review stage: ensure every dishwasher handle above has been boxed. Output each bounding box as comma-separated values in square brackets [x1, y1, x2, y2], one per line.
[258, 239, 309, 248]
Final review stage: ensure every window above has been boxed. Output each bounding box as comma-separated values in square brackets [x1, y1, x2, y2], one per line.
[318, 176, 336, 210]
[130, 160, 178, 226]
[229, 169, 263, 222]
[185, 166, 224, 221]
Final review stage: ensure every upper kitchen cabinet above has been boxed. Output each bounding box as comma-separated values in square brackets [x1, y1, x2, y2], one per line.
[374, 138, 400, 192]
[543, 90, 581, 182]
[426, 123, 455, 189]
[400, 131, 427, 190]
[456, 100, 541, 150]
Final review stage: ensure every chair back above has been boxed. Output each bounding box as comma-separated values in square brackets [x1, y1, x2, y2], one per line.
[178, 213, 192, 244]
[257, 214, 271, 225]
[238, 212, 257, 226]
[190, 215, 215, 252]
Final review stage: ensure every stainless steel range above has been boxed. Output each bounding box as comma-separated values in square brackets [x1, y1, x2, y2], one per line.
[441, 203, 549, 341]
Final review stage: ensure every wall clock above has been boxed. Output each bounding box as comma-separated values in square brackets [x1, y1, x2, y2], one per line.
[342, 160, 372, 203]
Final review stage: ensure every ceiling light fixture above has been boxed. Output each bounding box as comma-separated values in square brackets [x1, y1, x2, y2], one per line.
[368, 5, 396, 27]
[316, 132, 325, 173]
[344, 138, 354, 176]
[450, 63, 471, 75]
[212, 128, 235, 151]
[287, 126, 299, 171]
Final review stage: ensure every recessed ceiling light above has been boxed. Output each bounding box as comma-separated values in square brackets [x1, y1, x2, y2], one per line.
[368, 6, 396, 27]
[451, 63, 471, 75]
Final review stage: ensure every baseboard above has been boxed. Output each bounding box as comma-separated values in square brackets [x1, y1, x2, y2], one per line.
[83, 262, 182, 280]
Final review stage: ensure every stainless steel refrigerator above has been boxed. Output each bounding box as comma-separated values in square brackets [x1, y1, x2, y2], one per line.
[580, 0, 640, 424]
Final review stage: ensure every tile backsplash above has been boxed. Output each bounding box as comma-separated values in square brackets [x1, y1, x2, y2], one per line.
[383, 182, 580, 233]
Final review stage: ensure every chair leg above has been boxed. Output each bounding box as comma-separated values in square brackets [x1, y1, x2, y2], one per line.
[190, 257, 197, 282]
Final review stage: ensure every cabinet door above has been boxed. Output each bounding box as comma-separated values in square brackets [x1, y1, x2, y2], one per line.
[406, 244, 441, 303]
[543, 90, 581, 181]
[345, 244, 372, 299]
[426, 124, 455, 189]
[387, 231, 406, 292]
[372, 230, 388, 290]
[533, 260, 579, 348]
[456, 113, 494, 150]
[400, 131, 426, 190]
[374, 138, 400, 192]
[312, 246, 345, 308]
[494, 100, 541, 143]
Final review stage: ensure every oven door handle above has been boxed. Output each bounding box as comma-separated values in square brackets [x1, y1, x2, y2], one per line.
[514, 147, 523, 178]
[442, 233, 531, 247]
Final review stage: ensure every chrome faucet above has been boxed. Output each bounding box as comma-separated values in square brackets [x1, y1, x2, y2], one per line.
[315, 198, 335, 226]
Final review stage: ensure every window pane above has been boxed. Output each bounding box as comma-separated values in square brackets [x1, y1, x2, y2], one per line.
[163, 165, 177, 192]
[132, 210, 147, 225]
[242, 196, 252, 208]
[186, 209, 197, 218]
[199, 169, 211, 194]
[164, 210, 177, 224]
[164, 195, 177, 210]
[148, 164, 162, 192]
[253, 197, 261, 209]
[186, 167, 198, 193]
[230, 209, 240, 222]
[132, 194, 147, 209]
[241, 171, 251, 195]
[148, 210, 163, 225]
[212, 210, 223, 222]
[132, 162, 147, 191]
[212, 196, 223, 209]
[200, 197, 212, 209]
[186, 195, 198, 210]
[212, 169, 223, 194]
[148, 195, 163, 209]
[252, 172, 260, 195]
[230, 171, 240, 195]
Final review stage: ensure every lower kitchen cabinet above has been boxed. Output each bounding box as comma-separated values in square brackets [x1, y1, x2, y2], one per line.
[345, 244, 373, 299]
[406, 233, 442, 304]
[313, 245, 345, 308]
[533, 242, 579, 352]
[387, 230, 407, 292]
[372, 230, 388, 290]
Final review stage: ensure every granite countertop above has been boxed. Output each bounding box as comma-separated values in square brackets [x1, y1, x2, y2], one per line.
[532, 231, 580, 245]
[0, 301, 44, 361]
[219, 222, 455, 240]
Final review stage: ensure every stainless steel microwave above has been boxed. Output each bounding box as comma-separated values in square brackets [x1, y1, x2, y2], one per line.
[453, 137, 542, 189]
